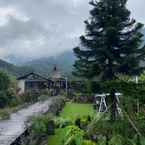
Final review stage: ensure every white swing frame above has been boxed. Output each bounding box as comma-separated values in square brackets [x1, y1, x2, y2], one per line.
[95, 93, 122, 113]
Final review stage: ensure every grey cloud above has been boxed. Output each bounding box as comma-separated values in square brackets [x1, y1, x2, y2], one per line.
[0, 16, 47, 43]
[0, 0, 90, 62]
[0, 0, 144, 63]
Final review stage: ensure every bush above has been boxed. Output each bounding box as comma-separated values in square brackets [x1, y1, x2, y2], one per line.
[40, 89, 51, 96]
[47, 120, 55, 135]
[0, 70, 11, 91]
[20, 91, 39, 103]
[54, 117, 73, 128]
[31, 114, 54, 136]
[0, 70, 18, 108]
[73, 93, 94, 103]
[0, 91, 9, 108]
[75, 115, 92, 130]
[0, 108, 10, 120]
[38, 95, 50, 101]
[48, 97, 65, 115]
[63, 125, 85, 145]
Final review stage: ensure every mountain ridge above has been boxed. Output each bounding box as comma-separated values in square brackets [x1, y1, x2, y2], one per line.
[0, 59, 33, 77]
[1, 28, 145, 77]
[23, 51, 75, 77]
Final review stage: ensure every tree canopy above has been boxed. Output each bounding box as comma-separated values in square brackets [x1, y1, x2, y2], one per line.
[73, 0, 145, 80]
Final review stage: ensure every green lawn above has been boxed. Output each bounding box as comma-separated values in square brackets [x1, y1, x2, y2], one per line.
[48, 128, 66, 145]
[47, 102, 95, 145]
[60, 102, 95, 121]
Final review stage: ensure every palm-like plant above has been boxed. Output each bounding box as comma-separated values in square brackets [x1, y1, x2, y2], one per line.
[64, 125, 85, 145]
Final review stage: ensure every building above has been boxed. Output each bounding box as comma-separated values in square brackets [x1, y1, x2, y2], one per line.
[49, 66, 68, 95]
[17, 72, 52, 94]
[17, 65, 70, 95]
[50, 66, 67, 88]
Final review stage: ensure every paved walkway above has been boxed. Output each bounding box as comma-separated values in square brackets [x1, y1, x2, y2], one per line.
[0, 98, 53, 145]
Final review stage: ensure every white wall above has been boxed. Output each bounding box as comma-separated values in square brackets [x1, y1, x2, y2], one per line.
[17, 80, 25, 94]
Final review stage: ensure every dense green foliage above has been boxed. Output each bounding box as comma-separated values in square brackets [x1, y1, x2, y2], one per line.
[87, 115, 145, 145]
[0, 70, 11, 90]
[0, 59, 33, 77]
[73, 0, 145, 80]
[47, 102, 95, 145]
[31, 114, 55, 136]
[0, 70, 46, 110]
[68, 78, 145, 145]
[64, 125, 85, 145]
[101, 80, 145, 110]
[0, 70, 17, 108]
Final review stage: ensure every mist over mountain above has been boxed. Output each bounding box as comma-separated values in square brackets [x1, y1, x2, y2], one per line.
[24, 51, 75, 77]
[0, 50, 75, 77]
[1, 28, 144, 77]
[0, 59, 33, 77]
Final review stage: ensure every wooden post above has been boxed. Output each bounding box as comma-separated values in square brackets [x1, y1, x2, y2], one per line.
[137, 99, 140, 113]
[135, 76, 140, 114]
[135, 76, 139, 84]
[136, 134, 141, 145]
[105, 134, 109, 145]
[110, 89, 118, 121]
[65, 77, 68, 96]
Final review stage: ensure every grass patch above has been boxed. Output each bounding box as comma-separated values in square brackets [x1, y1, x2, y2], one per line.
[60, 102, 95, 121]
[48, 128, 66, 145]
[47, 102, 95, 145]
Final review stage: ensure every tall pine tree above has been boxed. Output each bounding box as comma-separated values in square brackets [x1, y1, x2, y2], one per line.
[73, 0, 145, 80]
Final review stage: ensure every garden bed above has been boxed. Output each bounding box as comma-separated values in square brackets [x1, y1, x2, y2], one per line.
[47, 102, 95, 145]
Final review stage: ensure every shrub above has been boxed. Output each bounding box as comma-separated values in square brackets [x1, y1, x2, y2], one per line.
[40, 89, 51, 96]
[109, 135, 124, 145]
[38, 95, 50, 101]
[0, 70, 18, 108]
[75, 118, 81, 128]
[31, 114, 54, 136]
[47, 120, 55, 135]
[20, 91, 39, 103]
[63, 125, 85, 145]
[75, 115, 92, 130]
[48, 97, 65, 115]
[54, 117, 73, 128]
[0, 70, 11, 91]
[0, 108, 10, 120]
[0, 91, 9, 108]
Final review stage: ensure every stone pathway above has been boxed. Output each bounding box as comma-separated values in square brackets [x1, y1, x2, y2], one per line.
[0, 98, 53, 145]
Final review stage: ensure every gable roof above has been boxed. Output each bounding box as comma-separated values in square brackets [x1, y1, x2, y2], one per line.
[17, 72, 52, 81]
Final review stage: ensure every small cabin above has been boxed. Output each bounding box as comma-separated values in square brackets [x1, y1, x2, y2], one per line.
[17, 72, 52, 94]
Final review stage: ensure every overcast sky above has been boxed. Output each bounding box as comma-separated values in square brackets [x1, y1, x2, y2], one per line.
[0, 0, 144, 63]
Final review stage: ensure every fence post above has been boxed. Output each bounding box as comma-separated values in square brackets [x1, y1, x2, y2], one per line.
[110, 89, 118, 121]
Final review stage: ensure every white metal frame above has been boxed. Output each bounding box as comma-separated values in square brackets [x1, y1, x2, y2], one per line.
[95, 93, 122, 113]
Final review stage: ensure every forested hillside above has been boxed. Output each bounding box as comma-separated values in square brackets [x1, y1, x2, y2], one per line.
[0, 59, 33, 77]
[24, 51, 75, 76]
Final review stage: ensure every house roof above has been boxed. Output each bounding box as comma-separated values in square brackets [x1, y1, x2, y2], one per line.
[17, 72, 52, 82]
[50, 65, 66, 81]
